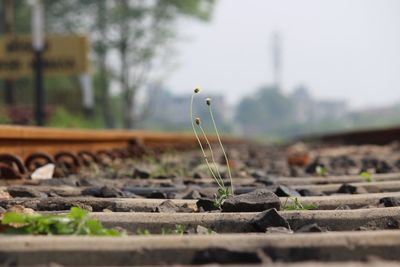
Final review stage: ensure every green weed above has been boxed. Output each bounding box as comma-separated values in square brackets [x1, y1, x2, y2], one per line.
[315, 165, 328, 176]
[138, 224, 186, 235]
[190, 87, 233, 208]
[1, 207, 123, 236]
[283, 197, 317, 211]
[136, 228, 151, 236]
[360, 171, 373, 182]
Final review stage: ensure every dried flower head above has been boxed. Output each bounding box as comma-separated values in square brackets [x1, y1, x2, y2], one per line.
[206, 97, 211, 106]
[194, 87, 200, 94]
[195, 117, 201, 125]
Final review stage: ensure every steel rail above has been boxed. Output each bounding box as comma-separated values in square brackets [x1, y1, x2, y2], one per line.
[0, 125, 246, 179]
[299, 125, 400, 145]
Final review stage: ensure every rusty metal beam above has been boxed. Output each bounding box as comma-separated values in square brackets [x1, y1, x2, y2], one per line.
[299, 126, 400, 145]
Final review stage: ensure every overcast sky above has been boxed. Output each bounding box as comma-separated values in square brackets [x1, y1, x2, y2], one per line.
[165, 0, 400, 109]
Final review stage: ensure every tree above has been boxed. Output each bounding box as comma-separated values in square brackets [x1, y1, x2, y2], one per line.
[44, 0, 215, 128]
[110, 0, 215, 128]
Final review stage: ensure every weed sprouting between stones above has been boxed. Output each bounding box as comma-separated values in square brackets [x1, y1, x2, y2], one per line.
[315, 165, 328, 176]
[136, 224, 215, 236]
[190, 87, 233, 208]
[137, 224, 187, 235]
[1, 207, 124, 236]
[283, 197, 317, 211]
[360, 171, 373, 182]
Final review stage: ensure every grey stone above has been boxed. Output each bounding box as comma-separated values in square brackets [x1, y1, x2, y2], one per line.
[296, 223, 324, 233]
[274, 185, 301, 197]
[380, 197, 400, 207]
[76, 177, 104, 187]
[193, 171, 208, 179]
[221, 189, 280, 212]
[155, 200, 179, 213]
[148, 191, 167, 199]
[337, 183, 357, 194]
[297, 189, 322, 197]
[182, 190, 201, 200]
[196, 198, 219, 211]
[250, 208, 290, 232]
[133, 167, 151, 179]
[81, 186, 123, 198]
[100, 186, 123, 198]
[7, 187, 45, 198]
[81, 187, 101, 197]
[250, 170, 266, 179]
[154, 200, 194, 213]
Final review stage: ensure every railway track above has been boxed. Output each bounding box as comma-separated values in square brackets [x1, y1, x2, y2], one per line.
[300, 125, 400, 145]
[0, 125, 244, 179]
[1, 126, 400, 266]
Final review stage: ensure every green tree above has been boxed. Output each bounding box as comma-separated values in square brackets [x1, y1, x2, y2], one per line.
[110, 0, 215, 128]
[44, 0, 215, 128]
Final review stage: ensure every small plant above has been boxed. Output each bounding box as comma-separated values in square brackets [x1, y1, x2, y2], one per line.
[1, 207, 123, 236]
[360, 171, 373, 182]
[138, 225, 186, 235]
[190, 87, 233, 208]
[207, 227, 215, 234]
[136, 228, 151, 236]
[283, 197, 317, 211]
[315, 165, 328, 176]
[214, 187, 231, 209]
[174, 224, 186, 235]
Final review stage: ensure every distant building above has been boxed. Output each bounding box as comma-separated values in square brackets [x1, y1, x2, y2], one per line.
[291, 85, 348, 124]
[140, 87, 232, 131]
[291, 86, 314, 124]
[313, 100, 348, 121]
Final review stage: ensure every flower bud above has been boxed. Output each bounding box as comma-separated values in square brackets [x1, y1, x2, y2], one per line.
[195, 117, 201, 125]
[206, 98, 211, 106]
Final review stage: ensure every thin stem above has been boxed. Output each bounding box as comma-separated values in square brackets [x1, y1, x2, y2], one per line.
[283, 197, 289, 209]
[198, 123, 225, 189]
[190, 94, 220, 184]
[208, 105, 234, 195]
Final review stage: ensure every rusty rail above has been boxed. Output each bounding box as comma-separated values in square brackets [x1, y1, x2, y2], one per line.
[299, 126, 400, 145]
[0, 125, 246, 179]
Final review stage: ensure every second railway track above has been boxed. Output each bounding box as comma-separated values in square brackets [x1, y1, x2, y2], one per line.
[1, 126, 400, 266]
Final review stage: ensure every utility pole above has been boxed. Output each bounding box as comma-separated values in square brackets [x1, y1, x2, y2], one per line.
[97, 0, 115, 128]
[271, 32, 281, 90]
[31, 0, 45, 126]
[2, 0, 15, 105]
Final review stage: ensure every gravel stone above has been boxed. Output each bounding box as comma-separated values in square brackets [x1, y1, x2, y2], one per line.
[274, 185, 301, 197]
[250, 208, 290, 232]
[221, 189, 280, 212]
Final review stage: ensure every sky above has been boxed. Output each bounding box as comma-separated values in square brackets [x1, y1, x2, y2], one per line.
[165, 0, 400, 110]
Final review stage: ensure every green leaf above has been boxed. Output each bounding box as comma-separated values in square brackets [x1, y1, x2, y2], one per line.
[68, 207, 88, 220]
[1, 207, 123, 236]
[84, 219, 104, 234]
[283, 197, 317, 211]
[315, 166, 328, 176]
[360, 171, 373, 182]
[1, 212, 27, 224]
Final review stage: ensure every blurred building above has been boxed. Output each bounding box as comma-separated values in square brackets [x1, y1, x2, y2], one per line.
[291, 85, 348, 124]
[139, 88, 232, 131]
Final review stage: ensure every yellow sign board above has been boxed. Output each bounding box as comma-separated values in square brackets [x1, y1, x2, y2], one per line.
[0, 34, 89, 79]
